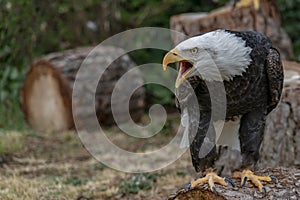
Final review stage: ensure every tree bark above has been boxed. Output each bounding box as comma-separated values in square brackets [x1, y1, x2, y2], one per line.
[167, 167, 300, 200]
[260, 61, 300, 167]
[170, 0, 294, 60]
[21, 46, 145, 132]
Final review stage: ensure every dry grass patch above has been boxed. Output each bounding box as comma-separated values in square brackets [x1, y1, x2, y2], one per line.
[0, 131, 24, 154]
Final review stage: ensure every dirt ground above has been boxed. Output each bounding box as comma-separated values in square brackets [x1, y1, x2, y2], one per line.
[0, 117, 197, 200]
[0, 119, 299, 200]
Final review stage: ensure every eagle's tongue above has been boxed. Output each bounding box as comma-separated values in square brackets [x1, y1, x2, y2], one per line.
[180, 61, 193, 77]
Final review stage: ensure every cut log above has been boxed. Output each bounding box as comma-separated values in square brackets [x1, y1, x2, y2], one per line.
[21, 46, 145, 132]
[170, 0, 294, 60]
[167, 167, 300, 200]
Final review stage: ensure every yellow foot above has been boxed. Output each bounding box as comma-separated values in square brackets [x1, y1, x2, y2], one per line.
[233, 169, 278, 197]
[185, 172, 235, 195]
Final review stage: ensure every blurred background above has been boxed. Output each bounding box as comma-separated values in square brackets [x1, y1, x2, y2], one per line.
[1, 0, 299, 131]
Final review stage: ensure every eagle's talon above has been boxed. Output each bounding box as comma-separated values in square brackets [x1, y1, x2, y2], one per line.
[269, 175, 278, 184]
[235, 169, 275, 196]
[224, 177, 235, 187]
[184, 182, 191, 192]
[212, 186, 218, 196]
[190, 171, 231, 194]
[262, 187, 267, 198]
[242, 176, 247, 187]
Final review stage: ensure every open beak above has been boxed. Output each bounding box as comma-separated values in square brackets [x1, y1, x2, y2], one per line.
[162, 48, 194, 88]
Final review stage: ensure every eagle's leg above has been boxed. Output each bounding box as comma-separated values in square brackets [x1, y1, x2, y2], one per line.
[233, 169, 278, 196]
[187, 168, 235, 195]
[236, 109, 278, 196]
[187, 111, 235, 194]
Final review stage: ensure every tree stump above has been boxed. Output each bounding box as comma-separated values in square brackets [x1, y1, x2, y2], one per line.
[170, 0, 294, 60]
[21, 46, 145, 132]
[260, 60, 300, 167]
[167, 167, 300, 200]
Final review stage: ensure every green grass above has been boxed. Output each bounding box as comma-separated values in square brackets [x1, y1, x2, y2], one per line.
[120, 174, 157, 194]
[93, 162, 108, 171]
[63, 177, 89, 186]
[0, 97, 27, 132]
[160, 118, 175, 136]
[0, 131, 24, 154]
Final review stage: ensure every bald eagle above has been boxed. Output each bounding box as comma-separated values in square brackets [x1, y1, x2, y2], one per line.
[163, 30, 283, 196]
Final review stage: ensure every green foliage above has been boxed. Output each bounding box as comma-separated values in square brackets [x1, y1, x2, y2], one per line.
[160, 118, 174, 135]
[93, 162, 108, 171]
[278, 0, 300, 61]
[0, 0, 35, 130]
[129, 49, 177, 105]
[145, 85, 174, 105]
[120, 174, 157, 194]
[176, 170, 189, 177]
[119, 0, 227, 28]
[0, 98, 27, 131]
[0, 131, 24, 154]
[63, 177, 88, 186]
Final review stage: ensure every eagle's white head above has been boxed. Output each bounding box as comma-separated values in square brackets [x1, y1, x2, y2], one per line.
[163, 30, 252, 87]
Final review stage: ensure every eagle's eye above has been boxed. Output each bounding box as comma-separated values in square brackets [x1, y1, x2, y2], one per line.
[190, 47, 198, 55]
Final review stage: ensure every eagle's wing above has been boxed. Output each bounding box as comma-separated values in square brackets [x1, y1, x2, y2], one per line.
[265, 48, 284, 113]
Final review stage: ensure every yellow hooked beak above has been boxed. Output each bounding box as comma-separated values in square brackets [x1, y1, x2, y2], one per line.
[162, 48, 194, 88]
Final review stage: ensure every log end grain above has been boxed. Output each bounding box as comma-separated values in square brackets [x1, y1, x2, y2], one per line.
[21, 46, 146, 132]
[21, 60, 73, 132]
